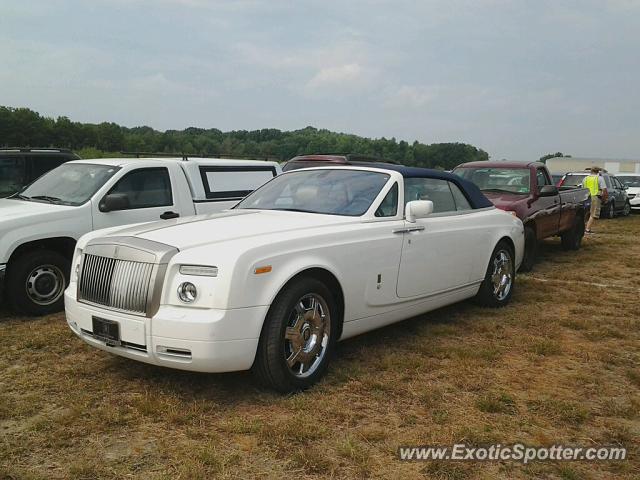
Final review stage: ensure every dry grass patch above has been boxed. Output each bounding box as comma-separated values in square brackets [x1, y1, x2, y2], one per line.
[1, 215, 640, 478]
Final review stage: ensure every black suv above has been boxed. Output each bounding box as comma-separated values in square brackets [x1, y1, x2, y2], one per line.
[559, 170, 631, 218]
[0, 148, 80, 198]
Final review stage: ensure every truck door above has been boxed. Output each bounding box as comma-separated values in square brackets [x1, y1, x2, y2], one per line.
[534, 168, 560, 238]
[92, 166, 186, 230]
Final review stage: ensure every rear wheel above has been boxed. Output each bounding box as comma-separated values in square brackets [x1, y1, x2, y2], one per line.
[6, 250, 70, 316]
[252, 277, 337, 392]
[474, 241, 515, 308]
[518, 226, 537, 272]
[605, 201, 615, 219]
[561, 214, 585, 251]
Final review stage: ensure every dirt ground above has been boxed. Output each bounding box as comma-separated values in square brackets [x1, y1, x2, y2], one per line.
[1, 215, 639, 479]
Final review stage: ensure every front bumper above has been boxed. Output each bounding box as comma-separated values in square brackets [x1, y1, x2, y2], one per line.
[64, 287, 268, 373]
[629, 196, 640, 210]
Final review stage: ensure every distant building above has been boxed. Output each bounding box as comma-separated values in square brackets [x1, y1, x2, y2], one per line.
[546, 157, 640, 175]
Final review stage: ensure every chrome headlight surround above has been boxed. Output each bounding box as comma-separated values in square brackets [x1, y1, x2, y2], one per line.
[177, 282, 198, 303]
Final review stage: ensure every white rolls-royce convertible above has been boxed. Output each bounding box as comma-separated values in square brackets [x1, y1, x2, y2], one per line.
[65, 162, 525, 392]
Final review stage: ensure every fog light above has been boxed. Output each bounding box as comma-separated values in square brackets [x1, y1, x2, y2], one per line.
[177, 282, 197, 303]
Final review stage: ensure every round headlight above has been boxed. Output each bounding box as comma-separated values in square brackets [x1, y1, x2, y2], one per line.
[177, 282, 197, 303]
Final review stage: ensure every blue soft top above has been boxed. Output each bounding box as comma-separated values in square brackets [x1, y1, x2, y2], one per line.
[367, 163, 494, 210]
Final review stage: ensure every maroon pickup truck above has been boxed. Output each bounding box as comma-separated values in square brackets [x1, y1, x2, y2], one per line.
[453, 161, 591, 271]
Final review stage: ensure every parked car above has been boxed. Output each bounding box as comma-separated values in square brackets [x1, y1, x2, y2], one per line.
[551, 173, 564, 186]
[615, 174, 640, 212]
[453, 161, 590, 271]
[0, 157, 281, 315]
[0, 148, 80, 197]
[65, 163, 524, 392]
[559, 171, 631, 218]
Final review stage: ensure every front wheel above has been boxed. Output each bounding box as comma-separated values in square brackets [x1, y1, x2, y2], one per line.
[518, 226, 537, 272]
[474, 241, 515, 308]
[252, 277, 337, 392]
[6, 250, 70, 316]
[622, 201, 631, 217]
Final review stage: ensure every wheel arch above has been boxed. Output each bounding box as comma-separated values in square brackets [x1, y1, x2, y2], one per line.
[7, 237, 77, 265]
[267, 266, 346, 341]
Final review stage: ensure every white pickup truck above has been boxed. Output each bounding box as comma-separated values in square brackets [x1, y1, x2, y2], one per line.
[0, 157, 281, 315]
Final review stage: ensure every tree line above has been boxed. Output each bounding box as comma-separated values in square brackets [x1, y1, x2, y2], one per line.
[0, 106, 489, 170]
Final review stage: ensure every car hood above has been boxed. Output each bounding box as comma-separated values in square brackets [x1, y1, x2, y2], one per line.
[104, 209, 358, 250]
[480, 191, 529, 210]
[0, 198, 78, 221]
[624, 186, 640, 195]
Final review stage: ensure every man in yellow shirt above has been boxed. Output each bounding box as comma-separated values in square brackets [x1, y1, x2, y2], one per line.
[584, 167, 608, 234]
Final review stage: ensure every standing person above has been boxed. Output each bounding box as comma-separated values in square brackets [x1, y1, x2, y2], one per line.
[584, 167, 608, 234]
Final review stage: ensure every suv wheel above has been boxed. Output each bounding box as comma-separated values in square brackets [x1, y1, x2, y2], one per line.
[622, 201, 631, 217]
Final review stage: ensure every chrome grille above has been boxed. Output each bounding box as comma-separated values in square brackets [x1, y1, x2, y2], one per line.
[78, 253, 154, 315]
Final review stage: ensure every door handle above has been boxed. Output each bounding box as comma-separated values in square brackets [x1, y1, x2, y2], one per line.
[160, 211, 180, 220]
[393, 225, 425, 234]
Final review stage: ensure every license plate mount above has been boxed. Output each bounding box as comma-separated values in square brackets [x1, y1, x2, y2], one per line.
[92, 316, 121, 347]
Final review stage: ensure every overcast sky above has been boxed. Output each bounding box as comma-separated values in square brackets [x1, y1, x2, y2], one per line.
[2, 0, 639, 160]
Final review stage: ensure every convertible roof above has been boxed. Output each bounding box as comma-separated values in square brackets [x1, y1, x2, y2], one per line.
[370, 163, 494, 209]
[285, 155, 493, 209]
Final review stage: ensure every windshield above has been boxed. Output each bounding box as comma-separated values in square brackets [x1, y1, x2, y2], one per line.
[561, 174, 586, 187]
[16, 163, 120, 206]
[619, 176, 640, 188]
[236, 169, 390, 216]
[453, 167, 530, 194]
[0, 156, 26, 197]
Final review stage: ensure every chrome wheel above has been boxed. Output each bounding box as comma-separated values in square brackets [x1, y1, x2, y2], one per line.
[26, 264, 66, 306]
[284, 293, 331, 378]
[491, 250, 513, 301]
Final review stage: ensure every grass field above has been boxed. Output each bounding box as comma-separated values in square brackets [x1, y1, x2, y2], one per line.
[1, 215, 639, 479]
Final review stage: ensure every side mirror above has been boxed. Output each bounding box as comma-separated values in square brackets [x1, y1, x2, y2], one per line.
[99, 193, 130, 212]
[539, 185, 558, 197]
[405, 200, 434, 223]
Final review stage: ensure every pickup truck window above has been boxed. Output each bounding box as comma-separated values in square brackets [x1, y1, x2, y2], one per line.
[107, 167, 173, 209]
[16, 163, 120, 206]
[199, 166, 277, 200]
[454, 167, 530, 194]
[236, 169, 389, 216]
[536, 169, 551, 187]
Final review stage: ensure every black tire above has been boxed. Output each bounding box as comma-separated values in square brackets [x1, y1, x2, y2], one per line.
[561, 214, 585, 251]
[474, 240, 515, 308]
[605, 201, 615, 219]
[6, 250, 70, 316]
[252, 277, 338, 392]
[622, 201, 631, 217]
[518, 226, 537, 272]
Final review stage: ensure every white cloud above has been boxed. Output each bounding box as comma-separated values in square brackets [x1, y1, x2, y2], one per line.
[306, 63, 365, 90]
[384, 85, 438, 109]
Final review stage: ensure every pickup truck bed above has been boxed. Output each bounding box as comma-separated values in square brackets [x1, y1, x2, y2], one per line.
[453, 161, 590, 271]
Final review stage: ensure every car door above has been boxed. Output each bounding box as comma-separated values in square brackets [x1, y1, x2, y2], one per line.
[396, 178, 486, 299]
[92, 166, 180, 230]
[612, 177, 627, 210]
[533, 167, 560, 238]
